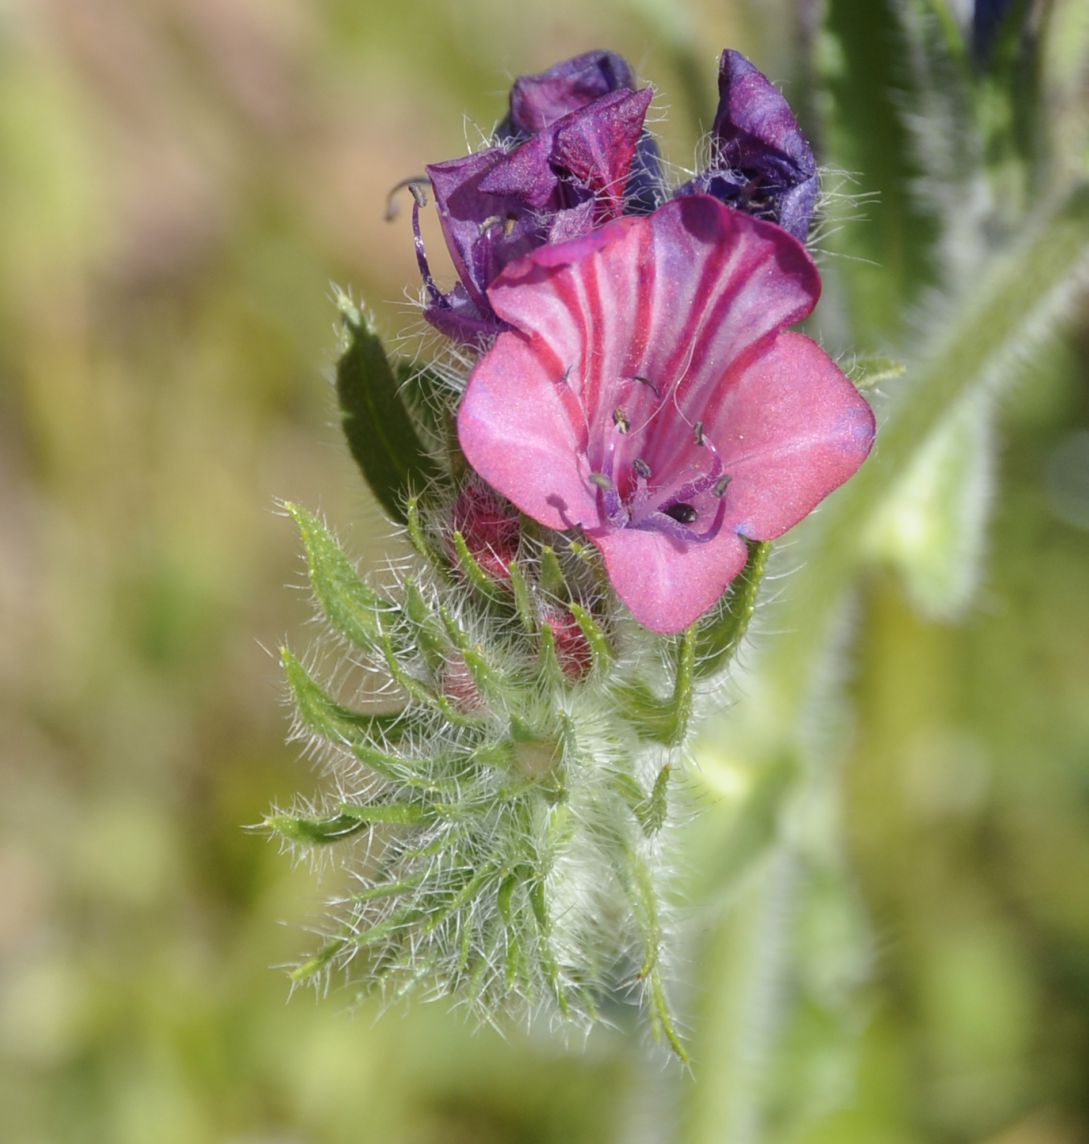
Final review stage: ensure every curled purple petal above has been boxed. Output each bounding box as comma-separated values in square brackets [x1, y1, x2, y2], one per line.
[678, 50, 819, 241]
[497, 50, 638, 138]
[421, 82, 656, 343]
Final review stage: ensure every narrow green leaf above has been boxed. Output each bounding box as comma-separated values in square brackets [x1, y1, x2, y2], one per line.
[335, 298, 443, 525]
[536, 622, 564, 689]
[343, 907, 427, 952]
[402, 579, 449, 670]
[568, 602, 612, 672]
[284, 502, 392, 651]
[266, 811, 370, 844]
[336, 801, 432, 826]
[347, 877, 425, 905]
[421, 861, 502, 936]
[289, 938, 348, 983]
[642, 764, 672, 837]
[528, 878, 571, 1017]
[671, 627, 695, 745]
[451, 530, 508, 601]
[508, 560, 537, 634]
[282, 648, 406, 746]
[394, 359, 456, 453]
[612, 764, 672, 837]
[378, 633, 483, 727]
[266, 800, 430, 845]
[617, 629, 695, 745]
[693, 541, 770, 681]
[538, 545, 565, 596]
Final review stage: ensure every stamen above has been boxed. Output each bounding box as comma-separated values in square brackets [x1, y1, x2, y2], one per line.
[631, 374, 660, 397]
[693, 420, 704, 446]
[713, 475, 732, 497]
[588, 472, 615, 491]
[632, 457, 651, 479]
[384, 175, 431, 222]
[478, 214, 503, 235]
[612, 407, 630, 434]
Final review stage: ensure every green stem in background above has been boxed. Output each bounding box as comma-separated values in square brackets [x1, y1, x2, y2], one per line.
[683, 843, 797, 1144]
[685, 184, 1089, 1133]
[763, 184, 1089, 736]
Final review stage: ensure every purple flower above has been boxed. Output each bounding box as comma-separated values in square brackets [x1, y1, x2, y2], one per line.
[415, 54, 660, 343]
[496, 50, 640, 138]
[677, 50, 818, 241]
[457, 196, 874, 633]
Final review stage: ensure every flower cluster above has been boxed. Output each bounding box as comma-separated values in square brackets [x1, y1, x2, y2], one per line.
[412, 49, 874, 633]
[272, 46, 880, 1061]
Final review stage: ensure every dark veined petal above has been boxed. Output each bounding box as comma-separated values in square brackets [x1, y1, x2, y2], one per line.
[458, 195, 873, 632]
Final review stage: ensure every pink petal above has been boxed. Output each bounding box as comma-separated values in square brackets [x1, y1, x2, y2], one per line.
[590, 524, 750, 633]
[705, 331, 876, 539]
[456, 332, 599, 531]
[485, 196, 820, 435]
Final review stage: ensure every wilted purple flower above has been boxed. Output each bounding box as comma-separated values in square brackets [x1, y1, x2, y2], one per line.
[496, 50, 640, 138]
[457, 195, 874, 632]
[413, 53, 660, 343]
[677, 50, 819, 241]
[496, 50, 663, 213]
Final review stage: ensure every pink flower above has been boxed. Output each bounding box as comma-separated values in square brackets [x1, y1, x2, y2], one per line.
[457, 195, 875, 634]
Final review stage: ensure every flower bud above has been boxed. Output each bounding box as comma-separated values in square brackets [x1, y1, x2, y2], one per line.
[449, 480, 521, 585]
[539, 605, 594, 679]
[676, 50, 818, 241]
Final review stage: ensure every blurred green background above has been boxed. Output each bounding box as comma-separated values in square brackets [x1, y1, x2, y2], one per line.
[2, 1, 1088, 1141]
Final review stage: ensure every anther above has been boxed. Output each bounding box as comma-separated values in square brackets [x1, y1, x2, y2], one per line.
[693, 420, 705, 446]
[384, 175, 431, 221]
[632, 457, 652, 479]
[612, 407, 630, 434]
[713, 475, 732, 498]
[588, 472, 616, 491]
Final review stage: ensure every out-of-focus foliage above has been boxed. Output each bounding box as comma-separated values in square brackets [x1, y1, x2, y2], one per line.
[1, 2, 1087, 1142]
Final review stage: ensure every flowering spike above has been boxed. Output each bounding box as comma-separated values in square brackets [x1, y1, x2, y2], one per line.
[274, 47, 880, 1061]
